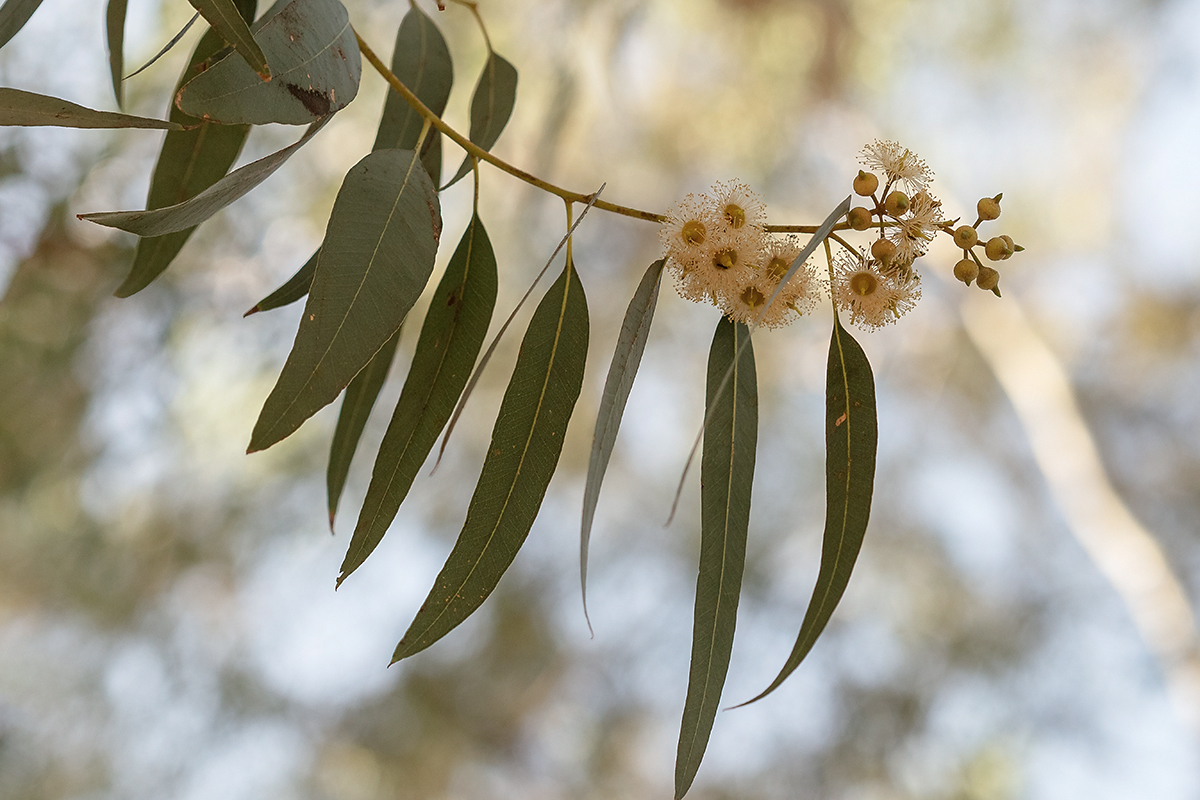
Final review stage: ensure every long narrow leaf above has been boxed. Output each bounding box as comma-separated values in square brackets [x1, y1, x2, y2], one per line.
[374, 3, 452, 184]
[326, 326, 402, 528]
[580, 258, 665, 628]
[125, 13, 200, 80]
[737, 315, 876, 706]
[249, 146, 441, 453]
[0, 0, 44, 50]
[338, 213, 497, 586]
[105, 0, 128, 107]
[675, 318, 757, 799]
[391, 256, 588, 662]
[434, 185, 602, 466]
[0, 88, 181, 129]
[80, 117, 327, 236]
[244, 248, 317, 315]
[117, 0, 257, 298]
[177, 0, 360, 125]
[442, 51, 516, 190]
[185, 0, 270, 79]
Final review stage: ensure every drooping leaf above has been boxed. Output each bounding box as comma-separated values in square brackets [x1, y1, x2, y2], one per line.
[0, 88, 181, 129]
[244, 248, 317, 315]
[177, 0, 360, 125]
[580, 258, 664, 626]
[125, 13, 201, 80]
[338, 213, 497, 586]
[0, 0, 44, 50]
[442, 51, 516, 190]
[185, 0, 270, 80]
[373, 2, 452, 185]
[117, 0, 257, 298]
[675, 317, 757, 800]
[391, 256, 588, 662]
[80, 117, 327, 236]
[327, 326, 402, 528]
[435, 186, 602, 465]
[739, 315, 876, 707]
[248, 147, 441, 453]
[105, 0, 128, 107]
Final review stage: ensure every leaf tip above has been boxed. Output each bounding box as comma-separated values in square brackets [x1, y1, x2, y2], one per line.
[243, 304, 260, 317]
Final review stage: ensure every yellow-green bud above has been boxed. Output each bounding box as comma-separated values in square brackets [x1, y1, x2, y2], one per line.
[853, 170, 879, 197]
[999, 235, 1014, 260]
[953, 258, 979, 285]
[976, 266, 1000, 291]
[884, 190, 910, 216]
[871, 238, 897, 263]
[953, 225, 979, 249]
[977, 194, 1002, 221]
[848, 206, 873, 231]
[984, 236, 1012, 261]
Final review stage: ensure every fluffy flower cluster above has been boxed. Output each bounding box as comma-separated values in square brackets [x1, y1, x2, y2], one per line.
[659, 180, 818, 329]
[830, 248, 922, 331]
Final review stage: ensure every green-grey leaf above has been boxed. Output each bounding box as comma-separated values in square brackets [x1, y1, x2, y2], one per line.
[105, 0, 128, 107]
[373, 5, 452, 153]
[0, 88, 181, 129]
[338, 213, 497, 587]
[675, 317, 757, 800]
[248, 147, 441, 453]
[177, 0, 360, 125]
[244, 248, 316, 315]
[580, 258, 664, 626]
[442, 51, 516, 190]
[80, 117, 327, 236]
[117, 0, 257, 298]
[126, 13, 201, 80]
[0, 0, 43, 50]
[327, 326, 401, 528]
[739, 315, 876, 707]
[185, 0, 270, 79]
[391, 256, 587, 661]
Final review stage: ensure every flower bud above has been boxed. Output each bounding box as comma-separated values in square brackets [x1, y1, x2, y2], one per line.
[976, 266, 1000, 291]
[953, 225, 979, 249]
[853, 170, 879, 196]
[953, 258, 979, 285]
[977, 194, 1002, 221]
[871, 238, 897, 263]
[848, 206, 873, 230]
[984, 236, 1012, 261]
[884, 190, 910, 216]
[999, 235, 1015, 260]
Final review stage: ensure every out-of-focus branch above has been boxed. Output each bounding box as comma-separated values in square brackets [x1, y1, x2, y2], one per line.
[961, 291, 1200, 733]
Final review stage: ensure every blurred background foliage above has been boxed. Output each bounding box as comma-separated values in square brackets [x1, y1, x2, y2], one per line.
[2, 0, 1199, 797]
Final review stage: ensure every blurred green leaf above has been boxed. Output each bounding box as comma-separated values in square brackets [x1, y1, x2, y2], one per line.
[675, 317, 757, 800]
[117, 0, 257, 298]
[0, 88, 181, 129]
[740, 315, 876, 706]
[442, 51, 516, 190]
[327, 327, 402, 528]
[339, 213, 497, 586]
[185, 0, 270, 79]
[580, 258, 664, 626]
[391, 256, 587, 662]
[177, 0, 360, 125]
[374, 3, 452, 183]
[80, 117, 326, 236]
[0, 0, 43, 50]
[249, 147, 441, 452]
[105, 0, 127, 107]
[244, 248, 316, 315]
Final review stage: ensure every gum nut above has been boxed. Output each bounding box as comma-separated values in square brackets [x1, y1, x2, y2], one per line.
[954, 258, 979, 284]
[884, 190, 910, 216]
[976, 266, 1000, 290]
[953, 225, 978, 249]
[871, 238, 897, 262]
[984, 237, 1008, 261]
[848, 207, 873, 230]
[977, 196, 1002, 220]
[853, 170, 879, 196]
